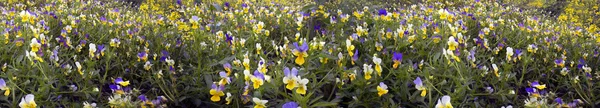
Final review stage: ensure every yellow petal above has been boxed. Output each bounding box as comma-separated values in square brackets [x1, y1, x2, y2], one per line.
[296, 87, 306, 95]
[3, 89, 9, 96]
[210, 89, 217, 95]
[285, 82, 296, 90]
[375, 65, 382, 76]
[211, 95, 221, 102]
[295, 56, 305, 65]
[420, 90, 427, 97]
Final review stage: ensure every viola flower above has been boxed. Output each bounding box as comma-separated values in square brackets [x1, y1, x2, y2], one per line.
[258, 57, 268, 73]
[18, 94, 36, 108]
[568, 99, 583, 107]
[414, 77, 427, 97]
[292, 41, 309, 66]
[0, 78, 9, 96]
[256, 43, 262, 54]
[448, 36, 458, 51]
[363, 64, 374, 80]
[138, 52, 148, 62]
[76, 62, 83, 75]
[225, 93, 232, 104]
[251, 70, 265, 89]
[15, 38, 24, 47]
[525, 87, 540, 98]
[29, 38, 41, 52]
[442, 49, 461, 63]
[282, 101, 299, 108]
[83, 102, 97, 108]
[346, 39, 355, 57]
[110, 38, 120, 48]
[283, 67, 300, 90]
[506, 47, 513, 62]
[252, 97, 268, 108]
[560, 68, 569, 76]
[355, 26, 368, 37]
[218, 71, 231, 85]
[372, 54, 382, 76]
[114, 77, 130, 87]
[432, 35, 442, 43]
[223, 63, 232, 76]
[530, 81, 546, 90]
[555, 59, 565, 67]
[143, 61, 152, 71]
[348, 70, 357, 82]
[337, 53, 344, 68]
[377, 82, 388, 97]
[375, 42, 383, 51]
[243, 53, 250, 70]
[352, 49, 359, 65]
[435, 95, 452, 108]
[555, 98, 566, 107]
[392, 52, 402, 69]
[515, 49, 523, 60]
[492, 64, 499, 77]
[296, 77, 309, 95]
[210, 83, 225, 102]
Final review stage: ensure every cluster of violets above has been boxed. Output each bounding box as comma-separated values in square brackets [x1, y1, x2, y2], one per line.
[0, 0, 598, 107]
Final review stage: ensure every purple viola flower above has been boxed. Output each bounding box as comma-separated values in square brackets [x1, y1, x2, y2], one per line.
[525, 87, 536, 94]
[292, 42, 309, 53]
[392, 52, 403, 62]
[225, 33, 233, 46]
[352, 49, 359, 61]
[223, 63, 232, 74]
[97, 44, 105, 53]
[467, 49, 476, 61]
[76, 39, 84, 46]
[138, 95, 147, 102]
[392, 52, 402, 69]
[514, 49, 522, 59]
[50, 47, 59, 61]
[219, 71, 231, 83]
[378, 9, 387, 16]
[577, 59, 585, 69]
[224, 2, 230, 7]
[284, 67, 298, 77]
[282, 102, 299, 108]
[241, 3, 248, 8]
[555, 98, 563, 104]
[114, 77, 124, 84]
[555, 59, 564, 67]
[253, 70, 265, 80]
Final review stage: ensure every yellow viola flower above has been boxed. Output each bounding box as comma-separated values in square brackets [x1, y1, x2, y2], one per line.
[363, 64, 373, 80]
[29, 38, 41, 53]
[292, 41, 309, 66]
[447, 36, 458, 51]
[252, 97, 268, 108]
[377, 82, 388, 97]
[210, 83, 225, 102]
[372, 55, 382, 76]
[0, 79, 10, 96]
[414, 77, 427, 97]
[19, 94, 36, 108]
[296, 77, 309, 95]
[435, 95, 453, 108]
[283, 67, 299, 90]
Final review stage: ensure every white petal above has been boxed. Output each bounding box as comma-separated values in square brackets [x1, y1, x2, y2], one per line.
[441, 95, 451, 104]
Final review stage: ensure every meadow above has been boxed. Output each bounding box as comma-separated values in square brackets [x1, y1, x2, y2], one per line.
[0, 0, 599, 107]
